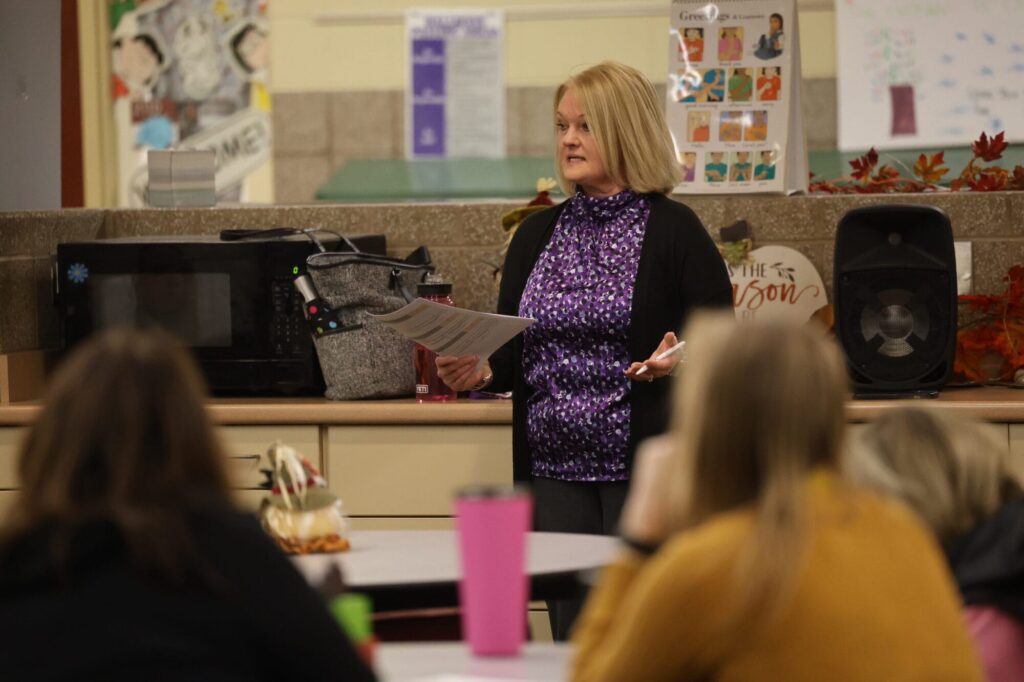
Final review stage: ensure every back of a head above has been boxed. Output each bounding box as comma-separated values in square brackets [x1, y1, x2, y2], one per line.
[7, 329, 231, 543]
[848, 407, 1022, 542]
[669, 312, 849, 525]
[663, 312, 849, 622]
[554, 60, 682, 195]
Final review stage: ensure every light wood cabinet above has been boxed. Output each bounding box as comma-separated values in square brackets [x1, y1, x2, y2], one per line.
[0, 425, 321, 516]
[1006, 425, 1024, 483]
[325, 425, 512, 519]
[219, 425, 321, 490]
[0, 428, 25, 490]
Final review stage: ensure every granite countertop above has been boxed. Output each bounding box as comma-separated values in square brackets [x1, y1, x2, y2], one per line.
[2, 387, 1024, 426]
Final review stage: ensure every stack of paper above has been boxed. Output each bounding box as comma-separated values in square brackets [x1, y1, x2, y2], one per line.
[147, 149, 216, 207]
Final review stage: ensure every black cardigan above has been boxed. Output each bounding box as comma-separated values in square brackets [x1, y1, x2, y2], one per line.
[490, 193, 733, 482]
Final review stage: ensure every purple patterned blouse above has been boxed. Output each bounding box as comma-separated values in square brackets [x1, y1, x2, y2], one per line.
[518, 189, 650, 481]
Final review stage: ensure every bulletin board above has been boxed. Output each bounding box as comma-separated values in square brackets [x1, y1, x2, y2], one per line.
[110, 0, 271, 207]
[836, 0, 1024, 151]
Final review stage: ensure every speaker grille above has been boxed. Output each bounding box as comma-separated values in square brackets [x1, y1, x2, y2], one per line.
[838, 270, 952, 384]
[858, 288, 930, 359]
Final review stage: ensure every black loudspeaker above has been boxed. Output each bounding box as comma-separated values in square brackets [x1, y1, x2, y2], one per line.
[833, 205, 957, 394]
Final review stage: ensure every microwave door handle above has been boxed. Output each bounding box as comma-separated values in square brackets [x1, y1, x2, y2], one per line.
[51, 256, 60, 304]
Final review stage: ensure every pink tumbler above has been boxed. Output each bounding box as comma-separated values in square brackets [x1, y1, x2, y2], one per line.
[455, 485, 532, 656]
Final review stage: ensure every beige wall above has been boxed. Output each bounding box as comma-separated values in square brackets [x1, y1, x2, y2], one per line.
[269, 0, 836, 92]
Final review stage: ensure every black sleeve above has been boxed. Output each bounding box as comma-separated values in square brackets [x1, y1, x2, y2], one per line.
[679, 207, 733, 311]
[198, 512, 377, 682]
[489, 214, 545, 393]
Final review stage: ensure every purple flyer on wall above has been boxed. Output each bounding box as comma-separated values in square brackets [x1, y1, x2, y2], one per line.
[411, 39, 447, 155]
[406, 10, 505, 158]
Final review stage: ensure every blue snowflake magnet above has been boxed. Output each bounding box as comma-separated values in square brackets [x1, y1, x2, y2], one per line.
[67, 263, 89, 284]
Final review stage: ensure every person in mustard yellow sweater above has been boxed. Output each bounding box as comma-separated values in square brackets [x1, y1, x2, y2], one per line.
[570, 313, 983, 682]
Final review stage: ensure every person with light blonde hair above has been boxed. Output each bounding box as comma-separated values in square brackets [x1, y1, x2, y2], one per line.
[437, 61, 732, 639]
[848, 407, 1024, 682]
[570, 313, 982, 681]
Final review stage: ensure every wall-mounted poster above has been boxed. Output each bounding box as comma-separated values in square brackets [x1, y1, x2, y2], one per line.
[110, 0, 271, 207]
[406, 9, 505, 158]
[836, 0, 1024, 151]
[667, 0, 806, 194]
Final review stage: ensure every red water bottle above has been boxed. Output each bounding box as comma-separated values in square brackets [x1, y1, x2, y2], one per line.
[415, 281, 457, 402]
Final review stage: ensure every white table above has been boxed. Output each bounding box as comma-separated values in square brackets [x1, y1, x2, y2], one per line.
[377, 642, 569, 681]
[291, 530, 618, 610]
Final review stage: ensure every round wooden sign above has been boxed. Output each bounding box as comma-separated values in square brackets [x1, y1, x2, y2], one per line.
[728, 245, 827, 322]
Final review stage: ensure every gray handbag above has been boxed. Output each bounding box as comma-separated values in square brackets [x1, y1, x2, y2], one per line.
[304, 246, 434, 400]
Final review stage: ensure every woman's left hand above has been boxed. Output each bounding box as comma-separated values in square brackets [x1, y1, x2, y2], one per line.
[624, 331, 679, 383]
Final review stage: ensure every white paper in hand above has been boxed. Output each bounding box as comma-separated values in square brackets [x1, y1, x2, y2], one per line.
[370, 298, 534, 359]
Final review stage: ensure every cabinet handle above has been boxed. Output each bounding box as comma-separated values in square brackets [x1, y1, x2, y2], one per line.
[228, 454, 261, 462]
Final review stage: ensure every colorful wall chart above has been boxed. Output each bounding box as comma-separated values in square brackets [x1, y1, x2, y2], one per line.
[836, 0, 1024, 151]
[667, 0, 803, 194]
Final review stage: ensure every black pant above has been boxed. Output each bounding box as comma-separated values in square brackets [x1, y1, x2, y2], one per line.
[532, 476, 629, 641]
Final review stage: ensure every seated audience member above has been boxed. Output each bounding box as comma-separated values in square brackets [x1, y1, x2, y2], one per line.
[570, 313, 982, 682]
[0, 330, 376, 682]
[848, 407, 1024, 682]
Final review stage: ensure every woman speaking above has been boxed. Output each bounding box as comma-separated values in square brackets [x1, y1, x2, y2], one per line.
[437, 61, 732, 639]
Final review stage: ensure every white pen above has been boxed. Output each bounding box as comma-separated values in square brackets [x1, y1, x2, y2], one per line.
[635, 340, 686, 376]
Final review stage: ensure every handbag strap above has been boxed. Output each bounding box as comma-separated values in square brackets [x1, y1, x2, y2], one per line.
[220, 228, 361, 254]
[390, 267, 429, 303]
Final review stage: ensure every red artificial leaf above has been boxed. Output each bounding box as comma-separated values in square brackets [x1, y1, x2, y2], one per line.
[967, 168, 1009, 192]
[971, 131, 1008, 162]
[849, 148, 879, 182]
[874, 165, 901, 182]
[1011, 165, 1024, 190]
[913, 151, 949, 184]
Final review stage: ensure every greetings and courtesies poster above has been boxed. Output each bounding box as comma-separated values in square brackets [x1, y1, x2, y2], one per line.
[110, 0, 271, 206]
[406, 9, 505, 158]
[836, 0, 1024, 151]
[667, 0, 806, 194]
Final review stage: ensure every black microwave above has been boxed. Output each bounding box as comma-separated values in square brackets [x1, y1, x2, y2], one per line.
[55, 233, 385, 395]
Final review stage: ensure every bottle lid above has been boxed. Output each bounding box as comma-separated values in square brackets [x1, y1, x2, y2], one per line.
[331, 593, 373, 642]
[417, 282, 452, 296]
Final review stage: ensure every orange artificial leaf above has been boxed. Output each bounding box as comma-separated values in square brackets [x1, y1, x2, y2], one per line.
[913, 151, 949, 183]
[971, 131, 1008, 162]
[874, 165, 900, 181]
[967, 168, 1009, 192]
[849, 148, 879, 182]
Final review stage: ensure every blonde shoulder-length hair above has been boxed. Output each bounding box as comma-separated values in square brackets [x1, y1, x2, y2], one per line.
[664, 312, 849, 620]
[846, 407, 1023, 542]
[554, 61, 682, 195]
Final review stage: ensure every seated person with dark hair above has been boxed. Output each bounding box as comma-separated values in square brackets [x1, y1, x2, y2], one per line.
[0, 329, 376, 682]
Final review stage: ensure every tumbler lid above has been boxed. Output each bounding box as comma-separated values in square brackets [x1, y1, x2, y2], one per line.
[417, 281, 452, 296]
[456, 484, 528, 500]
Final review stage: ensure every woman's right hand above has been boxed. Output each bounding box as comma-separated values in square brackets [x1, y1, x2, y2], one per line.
[620, 435, 675, 546]
[436, 355, 490, 392]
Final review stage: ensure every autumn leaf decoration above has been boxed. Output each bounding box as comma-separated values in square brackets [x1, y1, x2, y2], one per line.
[913, 151, 949, 185]
[950, 132, 1019, 192]
[849, 148, 879, 182]
[956, 265, 1024, 384]
[810, 130, 1024, 194]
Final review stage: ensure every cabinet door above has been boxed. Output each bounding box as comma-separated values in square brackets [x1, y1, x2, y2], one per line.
[326, 425, 512, 516]
[1005, 425, 1024, 483]
[0, 428, 26, 490]
[219, 426, 321, 490]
